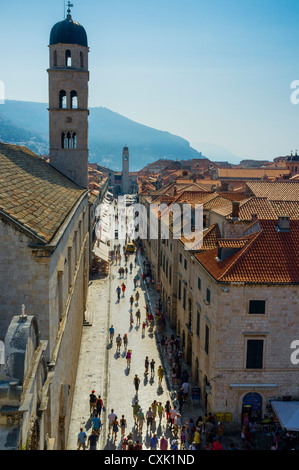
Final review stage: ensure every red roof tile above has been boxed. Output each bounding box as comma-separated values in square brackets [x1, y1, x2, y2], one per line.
[194, 219, 299, 284]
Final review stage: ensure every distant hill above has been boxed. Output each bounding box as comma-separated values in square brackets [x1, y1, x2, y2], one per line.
[191, 142, 242, 165]
[0, 100, 204, 171]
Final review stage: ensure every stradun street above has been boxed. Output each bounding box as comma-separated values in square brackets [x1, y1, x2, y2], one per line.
[67, 197, 201, 450]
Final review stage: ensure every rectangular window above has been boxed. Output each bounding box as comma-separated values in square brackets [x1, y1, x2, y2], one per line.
[184, 258, 187, 270]
[183, 287, 186, 310]
[166, 259, 168, 278]
[205, 325, 209, 355]
[169, 265, 172, 286]
[178, 279, 181, 300]
[246, 339, 264, 369]
[179, 253, 182, 264]
[163, 255, 165, 272]
[196, 311, 200, 337]
[198, 277, 201, 290]
[206, 288, 211, 304]
[249, 300, 266, 314]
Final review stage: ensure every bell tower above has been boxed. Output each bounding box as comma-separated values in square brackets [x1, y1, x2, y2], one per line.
[48, 3, 89, 188]
[121, 146, 130, 194]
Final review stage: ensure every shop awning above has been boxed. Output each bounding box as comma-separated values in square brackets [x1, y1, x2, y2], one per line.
[93, 242, 109, 261]
[271, 401, 299, 431]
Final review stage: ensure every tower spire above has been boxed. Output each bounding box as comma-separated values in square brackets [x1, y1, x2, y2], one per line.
[66, 1, 74, 19]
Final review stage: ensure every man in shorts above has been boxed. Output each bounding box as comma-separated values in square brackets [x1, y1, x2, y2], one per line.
[77, 427, 87, 450]
[108, 409, 117, 436]
[157, 365, 165, 385]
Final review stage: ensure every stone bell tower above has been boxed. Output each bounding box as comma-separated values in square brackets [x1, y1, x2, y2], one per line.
[48, 3, 89, 188]
[121, 146, 130, 195]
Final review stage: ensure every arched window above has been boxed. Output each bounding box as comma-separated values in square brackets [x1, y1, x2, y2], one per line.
[65, 50, 72, 67]
[70, 90, 78, 109]
[72, 132, 77, 149]
[61, 131, 77, 149]
[80, 51, 84, 68]
[53, 50, 57, 67]
[59, 90, 67, 109]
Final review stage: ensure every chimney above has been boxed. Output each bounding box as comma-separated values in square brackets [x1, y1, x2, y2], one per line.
[251, 213, 258, 222]
[232, 201, 240, 219]
[277, 216, 290, 232]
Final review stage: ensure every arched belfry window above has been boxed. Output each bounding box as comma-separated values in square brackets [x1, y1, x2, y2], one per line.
[59, 90, 67, 109]
[80, 51, 84, 68]
[61, 131, 77, 149]
[65, 50, 72, 67]
[70, 90, 78, 109]
[53, 50, 57, 67]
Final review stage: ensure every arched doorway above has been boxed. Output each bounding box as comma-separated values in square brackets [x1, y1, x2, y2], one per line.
[242, 392, 263, 425]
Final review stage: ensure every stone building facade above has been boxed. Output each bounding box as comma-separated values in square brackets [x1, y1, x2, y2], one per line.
[0, 142, 89, 449]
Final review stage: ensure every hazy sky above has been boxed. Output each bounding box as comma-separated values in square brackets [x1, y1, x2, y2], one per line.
[1, 0, 299, 160]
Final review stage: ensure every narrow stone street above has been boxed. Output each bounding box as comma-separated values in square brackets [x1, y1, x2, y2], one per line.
[67, 242, 177, 450]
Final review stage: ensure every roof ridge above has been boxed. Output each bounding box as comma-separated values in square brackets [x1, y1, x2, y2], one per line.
[218, 230, 262, 281]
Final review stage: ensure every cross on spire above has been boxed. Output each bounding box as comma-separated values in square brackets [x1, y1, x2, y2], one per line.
[66, 1, 74, 18]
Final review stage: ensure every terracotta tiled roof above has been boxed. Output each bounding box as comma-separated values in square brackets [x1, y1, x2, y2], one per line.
[211, 197, 299, 221]
[0, 143, 87, 244]
[194, 219, 299, 284]
[180, 223, 221, 251]
[269, 200, 299, 220]
[218, 239, 249, 249]
[246, 181, 299, 201]
[218, 168, 290, 179]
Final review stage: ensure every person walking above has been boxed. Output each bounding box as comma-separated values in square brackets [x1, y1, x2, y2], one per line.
[121, 283, 126, 297]
[88, 430, 99, 450]
[146, 407, 154, 433]
[150, 433, 158, 450]
[135, 309, 141, 325]
[144, 356, 149, 375]
[116, 286, 121, 302]
[112, 417, 119, 442]
[116, 334, 122, 352]
[150, 359, 155, 376]
[109, 325, 115, 343]
[135, 291, 140, 305]
[157, 365, 165, 385]
[160, 435, 168, 450]
[132, 401, 140, 426]
[108, 409, 117, 436]
[123, 333, 128, 350]
[77, 427, 87, 450]
[157, 402, 164, 425]
[126, 349, 132, 368]
[151, 400, 158, 421]
[137, 407, 144, 434]
[129, 295, 134, 311]
[120, 415, 127, 438]
[133, 374, 140, 396]
[96, 395, 104, 417]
